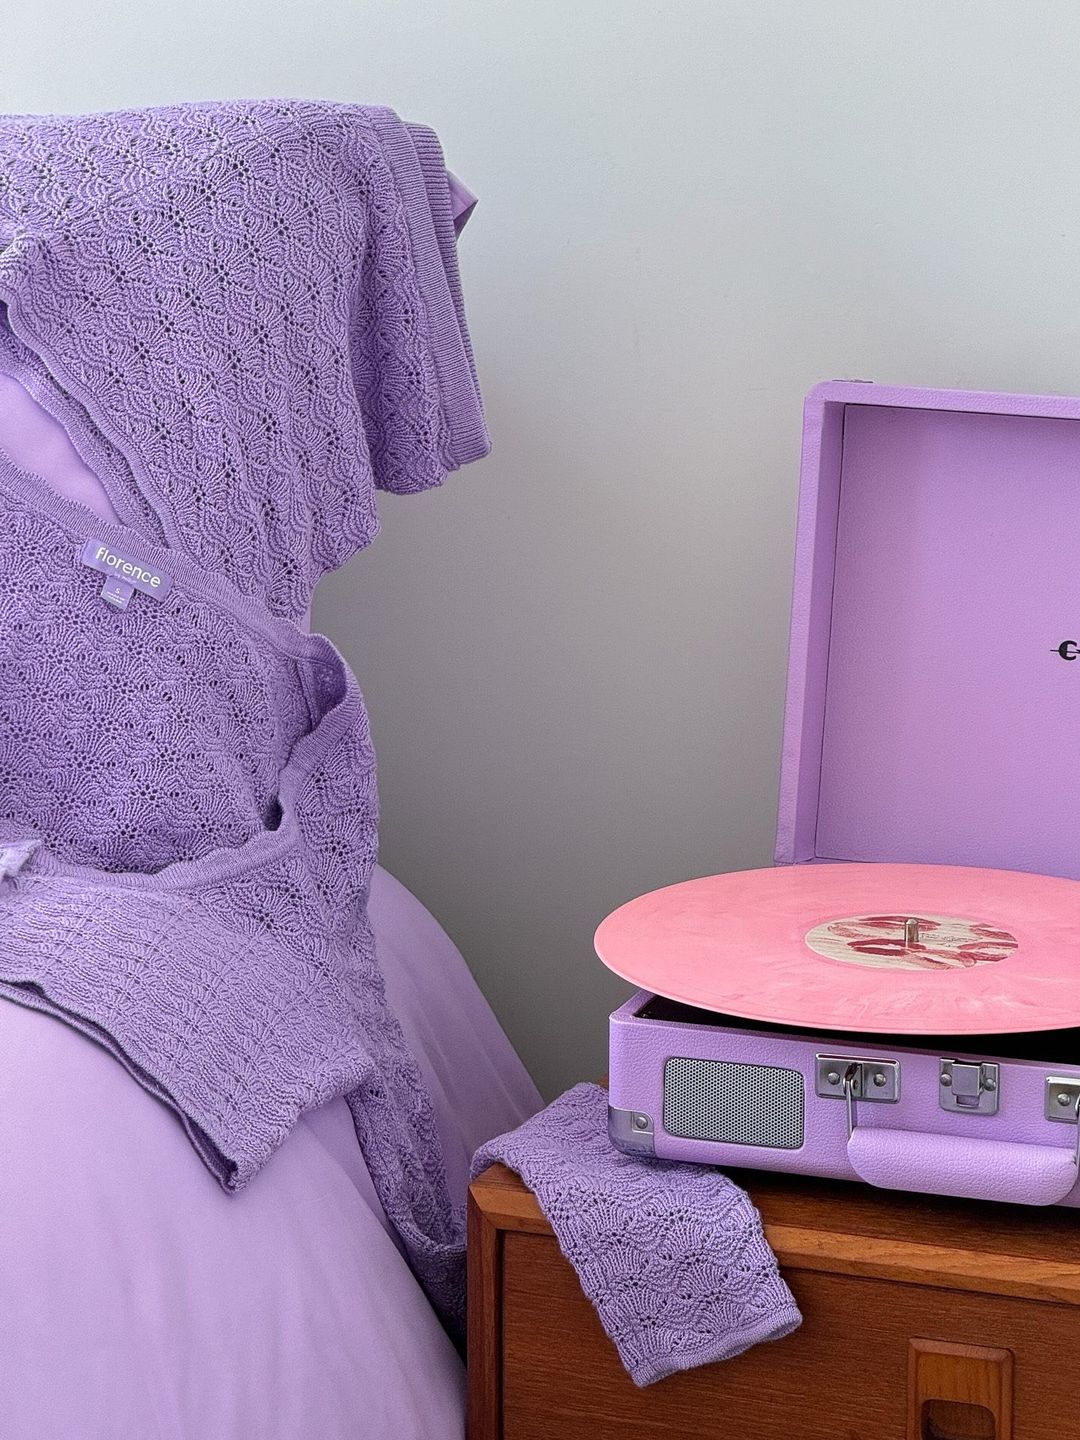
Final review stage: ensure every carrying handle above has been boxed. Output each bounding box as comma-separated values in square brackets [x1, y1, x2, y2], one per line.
[847, 1125, 1078, 1206]
[842, 1064, 1079, 1206]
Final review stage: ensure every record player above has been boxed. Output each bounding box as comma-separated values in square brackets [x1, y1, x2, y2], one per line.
[599, 381, 1080, 1207]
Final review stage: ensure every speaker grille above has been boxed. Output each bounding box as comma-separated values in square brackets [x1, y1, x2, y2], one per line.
[664, 1056, 804, 1149]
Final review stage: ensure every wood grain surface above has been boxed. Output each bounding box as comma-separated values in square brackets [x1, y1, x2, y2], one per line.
[469, 1163, 1080, 1440]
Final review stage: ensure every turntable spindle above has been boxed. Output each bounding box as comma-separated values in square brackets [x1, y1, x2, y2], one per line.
[903, 917, 920, 947]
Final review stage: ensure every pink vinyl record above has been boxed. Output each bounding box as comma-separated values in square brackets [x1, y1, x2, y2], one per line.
[594, 864, 1080, 1034]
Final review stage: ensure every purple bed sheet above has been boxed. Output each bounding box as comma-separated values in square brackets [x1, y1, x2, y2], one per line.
[0, 864, 540, 1440]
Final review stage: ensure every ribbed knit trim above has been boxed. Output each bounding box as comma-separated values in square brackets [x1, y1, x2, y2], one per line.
[0, 102, 492, 614]
[370, 109, 490, 471]
[472, 1085, 803, 1387]
[406, 124, 484, 412]
[630, 1305, 805, 1387]
[0, 316, 162, 541]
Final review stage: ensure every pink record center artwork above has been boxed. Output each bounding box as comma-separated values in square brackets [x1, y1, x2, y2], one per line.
[803, 913, 1019, 971]
[594, 863, 1080, 1035]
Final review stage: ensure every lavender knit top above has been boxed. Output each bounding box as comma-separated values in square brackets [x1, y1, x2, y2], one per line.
[0, 100, 487, 619]
[0, 101, 487, 1331]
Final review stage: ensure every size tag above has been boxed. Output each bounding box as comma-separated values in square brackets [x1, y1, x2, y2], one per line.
[81, 538, 172, 609]
[101, 575, 136, 610]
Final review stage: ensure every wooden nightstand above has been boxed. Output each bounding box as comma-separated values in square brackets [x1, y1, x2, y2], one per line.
[468, 1162, 1080, 1440]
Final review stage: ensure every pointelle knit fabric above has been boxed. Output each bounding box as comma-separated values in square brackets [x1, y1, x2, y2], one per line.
[0, 100, 487, 619]
[0, 100, 487, 1333]
[472, 1084, 802, 1385]
[0, 468, 312, 874]
[0, 453, 464, 1329]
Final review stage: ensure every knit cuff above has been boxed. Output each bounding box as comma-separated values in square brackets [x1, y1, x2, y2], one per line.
[372, 110, 490, 475]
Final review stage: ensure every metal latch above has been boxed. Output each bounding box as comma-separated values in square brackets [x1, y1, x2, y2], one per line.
[1045, 1077, 1080, 1168]
[816, 1056, 900, 1141]
[939, 1059, 999, 1116]
[816, 1056, 900, 1102]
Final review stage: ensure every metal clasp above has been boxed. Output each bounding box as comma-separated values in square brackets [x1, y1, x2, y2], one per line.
[939, 1059, 999, 1116]
[816, 1055, 900, 1138]
[1045, 1077, 1080, 1168]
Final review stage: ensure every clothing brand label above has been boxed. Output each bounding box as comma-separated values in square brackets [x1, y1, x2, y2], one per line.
[80, 539, 172, 609]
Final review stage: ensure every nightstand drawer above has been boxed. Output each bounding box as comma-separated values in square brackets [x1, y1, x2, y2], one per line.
[469, 1164, 1080, 1440]
[502, 1229, 1076, 1439]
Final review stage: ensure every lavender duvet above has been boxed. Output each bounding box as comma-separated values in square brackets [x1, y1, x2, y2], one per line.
[0, 868, 541, 1440]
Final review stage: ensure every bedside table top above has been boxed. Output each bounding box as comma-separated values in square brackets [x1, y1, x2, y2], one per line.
[470, 1161, 1080, 1307]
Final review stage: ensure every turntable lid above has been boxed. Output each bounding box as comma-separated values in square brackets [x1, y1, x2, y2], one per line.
[776, 382, 1080, 882]
[594, 862, 1080, 1034]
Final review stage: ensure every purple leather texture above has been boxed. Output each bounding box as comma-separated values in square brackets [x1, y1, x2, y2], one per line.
[847, 1127, 1078, 1206]
[775, 381, 1080, 881]
[609, 992, 1080, 1209]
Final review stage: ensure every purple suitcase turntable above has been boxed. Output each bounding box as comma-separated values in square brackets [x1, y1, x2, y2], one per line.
[601, 381, 1080, 1207]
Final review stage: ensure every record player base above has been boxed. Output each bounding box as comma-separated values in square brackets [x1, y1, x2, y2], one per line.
[468, 1162, 1080, 1440]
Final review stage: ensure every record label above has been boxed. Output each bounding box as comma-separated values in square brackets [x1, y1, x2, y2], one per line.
[803, 913, 1019, 971]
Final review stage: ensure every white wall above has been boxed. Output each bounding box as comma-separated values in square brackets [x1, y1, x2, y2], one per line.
[6, 3, 1080, 1095]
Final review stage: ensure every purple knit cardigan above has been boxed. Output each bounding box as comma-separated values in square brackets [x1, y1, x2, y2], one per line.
[0, 101, 487, 1330]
